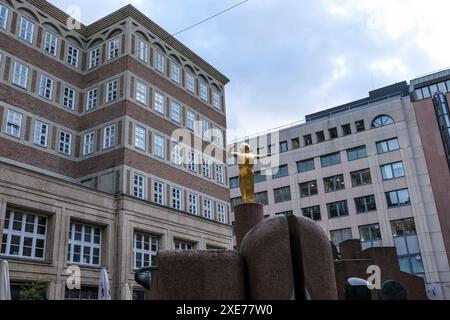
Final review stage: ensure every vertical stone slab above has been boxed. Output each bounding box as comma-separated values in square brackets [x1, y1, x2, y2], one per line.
[234, 203, 263, 248]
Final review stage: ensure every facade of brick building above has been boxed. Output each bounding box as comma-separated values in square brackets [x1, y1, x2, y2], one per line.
[0, 0, 232, 299]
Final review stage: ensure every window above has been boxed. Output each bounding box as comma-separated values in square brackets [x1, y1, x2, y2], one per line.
[153, 134, 165, 158]
[347, 145, 367, 161]
[5, 110, 22, 138]
[108, 37, 120, 60]
[133, 233, 158, 270]
[171, 143, 182, 165]
[330, 228, 352, 250]
[342, 124, 351, 136]
[256, 191, 269, 205]
[355, 195, 376, 214]
[202, 119, 210, 139]
[0, 5, 8, 29]
[230, 197, 242, 211]
[103, 125, 115, 149]
[154, 50, 165, 73]
[355, 120, 365, 132]
[188, 151, 197, 172]
[324, 175, 345, 193]
[19, 17, 34, 43]
[386, 189, 410, 208]
[106, 79, 118, 103]
[291, 138, 300, 149]
[359, 224, 382, 250]
[134, 125, 146, 151]
[153, 181, 164, 205]
[186, 111, 196, 131]
[13, 62, 29, 88]
[67, 223, 101, 266]
[316, 131, 325, 143]
[302, 206, 321, 221]
[327, 200, 349, 218]
[372, 115, 394, 128]
[86, 88, 98, 110]
[202, 158, 212, 178]
[154, 91, 165, 114]
[351, 169, 372, 187]
[83, 132, 95, 155]
[44, 31, 58, 56]
[216, 164, 225, 184]
[136, 38, 148, 62]
[255, 171, 267, 183]
[171, 101, 181, 123]
[65, 286, 98, 300]
[280, 141, 288, 153]
[321, 152, 341, 167]
[174, 240, 194, 251]
[381, 162, 405, 180]
[59, 130, 72, 156]
[133, 174, 145, 199]
[203, 198, 213, 219]
[67, 45, 79, 68]
[391, 218, 424, 275]
[188, 193, 198, 215]
[300, 180, 318, 198]
[170, 61, 180, 83]
[304, 134, 312, 146]
[329, 127, 338, 139]
[272, 165, 289, 179]
[297, 159, 315, 173]
[39, 75, 53, 100]
[185, 72, 195, 93]
[136, 81, 147, 104]
[0, 210, 47, 260]
[63, 87, 76, 110]
[33, 121, 48, 147]
[213, 127, 223, 147]
[200, 82, 208, 101]
[230, 177, 240, 189]
[89, 48, 100, 69]
[217, 203, 227, 223]
[172, 187, 182, 210]
[376, 138, 400, 154]
[274, 186, 291, 203]
[212, 90, 222, 109]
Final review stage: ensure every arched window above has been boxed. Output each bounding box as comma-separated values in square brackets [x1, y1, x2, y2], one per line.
[372, 115, 394, 128]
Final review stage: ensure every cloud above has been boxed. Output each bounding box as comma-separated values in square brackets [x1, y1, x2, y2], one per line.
[369, 58, 409, 77]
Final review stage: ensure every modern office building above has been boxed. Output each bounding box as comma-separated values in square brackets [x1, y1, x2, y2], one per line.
[0, 0, 232, 299]
[228, 78, 450, 299]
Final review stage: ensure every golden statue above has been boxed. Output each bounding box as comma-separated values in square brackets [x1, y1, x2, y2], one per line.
[231, 143, 269, 204]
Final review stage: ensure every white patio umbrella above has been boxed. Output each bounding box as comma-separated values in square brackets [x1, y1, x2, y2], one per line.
[98, 268, 111, 300]
[122, 283, 133, 300]
[0, 260, 11, 300]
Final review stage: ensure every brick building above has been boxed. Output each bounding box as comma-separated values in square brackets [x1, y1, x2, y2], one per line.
[0, 0, 232, 299]
[228, 79, 450, 300]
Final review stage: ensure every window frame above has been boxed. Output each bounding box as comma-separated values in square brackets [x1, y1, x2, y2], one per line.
[67, 222, 101, 267]
[83, 132, 95, 156]
[153, 181, 164, 205]
[43, 31, 58, 56]
[67, 44, 80, 68]
[63, 86, 76, 110]
[134, 125, 146, 151]
[89, 47, 100, 69]
[153, 134, 165, 159]
[5, 109, 23, 138]
[133, 232, 159, 270]
[58, 130, 72, 156]
[103, 124, 116, 149]
[106, 79, 118, 103]
[19, 16, 34, 44]
[0, 4, 8, 30]
[38, 74, 53, 100]
[133, 173, 145, 200]
[12, 62, 29, 88]
[33, 120, 49, 148]
[107, 37, 120, 60]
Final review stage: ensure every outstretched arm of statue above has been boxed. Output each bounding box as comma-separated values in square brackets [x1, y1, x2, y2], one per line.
[254, 153, 272, 159]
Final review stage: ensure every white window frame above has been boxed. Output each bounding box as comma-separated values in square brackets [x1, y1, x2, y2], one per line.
[188, 193, 198, 215]
[133, 173, 145, 200]
[174, 240, 193, 251]
[83, 132, 95, 156]
[59, 130, 72, 156]
[203, 157, 212, 178]
[202, 119, 210, 139]
[171, 142, 182, 166]
[154, 91, 165, 114]
[106, 79, 118, 103]
[185, 72, 195, 93]
[67, 222, 101, 267]
[0, 5, 8, 30]
[213, 126, 223, 147]
[213, 90, 222, 110]
[44, 31, 58, 56]
[153, 181, 164, 205]
[38, 75, 53, 100]
[89, 47, 100, 69]
[217, 203, 227, 224]
[5, 110, 22, 138]
[134, 125, 146, 151]
[170, 101, 181, 123]
[203, 198, 213, 220]
[199, 82, 208, 101]
[86, 88, 98, 110]
[33, 120, 49, 147]
[19, 16, 34, 44]
[153, 134, 165, 159]
[154, 50, 165, 74]
[103, 124, 116, 149]
[133, 232, 159, 270]
[216, 164, 225, 184]
[63, 86, 76, 110]
[136, 80, 147, 104]
[186, 111, 196, 131]
[188, 151, 197, 172]
[12, 62, 28, 88]
[171, 187, 182, 211]
[108, 37, 120, 60]
[67, 44, 79, 68]
[136, 38, 148, 63]
[170, 61, 180, 83]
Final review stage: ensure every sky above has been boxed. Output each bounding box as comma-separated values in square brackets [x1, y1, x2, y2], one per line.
[49, 0, 450, 141]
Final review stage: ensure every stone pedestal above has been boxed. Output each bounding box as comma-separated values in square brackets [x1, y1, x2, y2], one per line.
[234, 203, 264, 248]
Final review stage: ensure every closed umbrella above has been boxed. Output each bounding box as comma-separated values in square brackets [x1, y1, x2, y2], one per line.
[0, 260, 11, 300]
[122, 283, 133, 300]
[98, 268, 111, 300]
